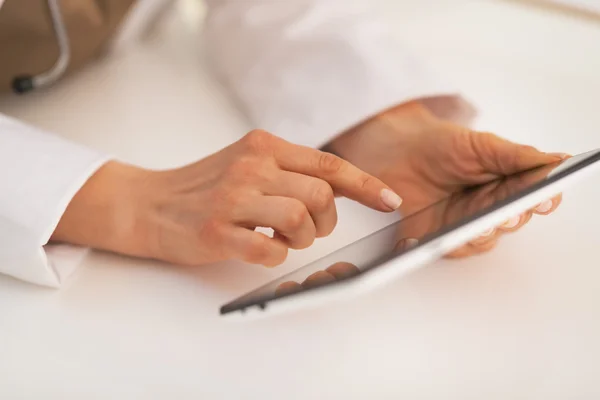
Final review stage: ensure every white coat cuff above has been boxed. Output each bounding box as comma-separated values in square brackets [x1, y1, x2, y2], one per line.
[0, 114, 109, 287]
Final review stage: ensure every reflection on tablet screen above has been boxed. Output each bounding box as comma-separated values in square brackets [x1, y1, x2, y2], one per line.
[221, 151, 599, 314]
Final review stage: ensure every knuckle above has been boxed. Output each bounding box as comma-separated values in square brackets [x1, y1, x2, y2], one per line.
[309, 181, 335, 212]
[220, 189, 246, 215]
[196, 218, 224, 243]
[283, 202, 309, 231]
[225, 157, 255, 177]
[224, 158, 267, 186]
[317, 152, 344, 174]
[242, 129, 274, 154]
[209, 185, 237, 208]
[225, 157, 274, 190]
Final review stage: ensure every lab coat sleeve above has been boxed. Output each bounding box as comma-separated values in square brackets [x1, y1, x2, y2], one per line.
[0, 113, 109, 287]
[203, 0, 476, 149]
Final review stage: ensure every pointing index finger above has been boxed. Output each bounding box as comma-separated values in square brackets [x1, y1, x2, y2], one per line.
[274, 141, 402, 212]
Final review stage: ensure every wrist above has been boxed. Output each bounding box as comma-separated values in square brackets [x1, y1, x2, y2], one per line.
[51, 161, 153, 257]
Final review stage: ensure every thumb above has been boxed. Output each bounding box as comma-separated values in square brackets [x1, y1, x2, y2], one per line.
[472, 131, 564, 175]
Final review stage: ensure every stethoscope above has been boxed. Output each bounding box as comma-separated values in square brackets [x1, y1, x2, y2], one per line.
[12, 0, 70, 94]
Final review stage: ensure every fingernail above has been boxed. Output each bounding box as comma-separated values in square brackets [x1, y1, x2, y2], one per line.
[381, 189, 403, 210]
[536, 199, 553, 213]
[548, 152, 570, 160]
[481, 228, 495, 237]
[404, 238, 419, 248]
[397, 238, 419, 251]
[502, 215, 521, 229]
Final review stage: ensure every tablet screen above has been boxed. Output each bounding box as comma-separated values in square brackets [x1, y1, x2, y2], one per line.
[221, 150, 600, 315]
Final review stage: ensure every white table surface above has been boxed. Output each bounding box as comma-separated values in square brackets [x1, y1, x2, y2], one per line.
[1, 0, 600, 398]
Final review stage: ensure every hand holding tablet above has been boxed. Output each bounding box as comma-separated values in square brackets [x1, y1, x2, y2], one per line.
[222, 150, 600, 318]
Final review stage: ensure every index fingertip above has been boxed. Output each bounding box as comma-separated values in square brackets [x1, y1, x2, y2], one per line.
[547, 152, 571, 160]
[381, 188, 403, 211]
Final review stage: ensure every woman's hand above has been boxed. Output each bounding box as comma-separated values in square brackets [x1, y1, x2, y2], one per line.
[392, 161, 564, 257]
[51, 130, 402, 267]
[326, 101, 566, 258]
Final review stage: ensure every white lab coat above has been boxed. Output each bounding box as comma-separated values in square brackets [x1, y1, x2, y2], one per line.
[0, 0, 473, 287]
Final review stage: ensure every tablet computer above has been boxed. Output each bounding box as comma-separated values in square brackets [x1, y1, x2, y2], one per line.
[220, 149, 600, 319]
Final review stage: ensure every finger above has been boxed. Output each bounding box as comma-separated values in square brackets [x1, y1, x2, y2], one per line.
[470, 132, 565, 176]
[301, 271, 337, 289]
[273, 142, 402, 212]
[498, 215, 522, 232]
[472, 238, 499, 254]
[264, 171, 338, 238]
[533, 194, 562, 215]
[445, 237, 498, 259]
[394, 237, 420, 253]
[469, 228, 499, 246]
[444, 229, 499, 258]
[547, 153, 572, 160]
[226, 227, 289, 267]
[325, 262, 361, 279]
[498, 211, 532, 233]
[232, 196, 316, 250]
[444, 245, 473, 259]
[275, 281, 303, 296]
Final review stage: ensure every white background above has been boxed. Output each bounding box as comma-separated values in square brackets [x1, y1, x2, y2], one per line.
[1, 0, 600, 398]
